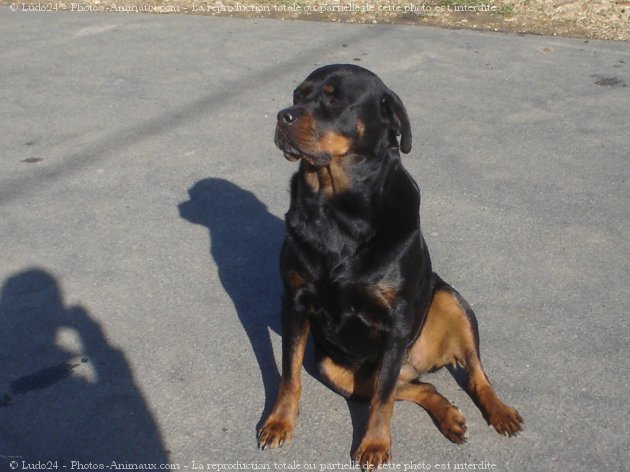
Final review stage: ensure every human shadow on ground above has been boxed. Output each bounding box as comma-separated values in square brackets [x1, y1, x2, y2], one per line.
[0, 269, 169, 467]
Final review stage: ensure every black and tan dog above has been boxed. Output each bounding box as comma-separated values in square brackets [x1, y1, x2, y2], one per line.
[258, 64, 523, 468]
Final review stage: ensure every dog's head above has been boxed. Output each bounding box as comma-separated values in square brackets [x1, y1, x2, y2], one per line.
[275, 64, 412, 168]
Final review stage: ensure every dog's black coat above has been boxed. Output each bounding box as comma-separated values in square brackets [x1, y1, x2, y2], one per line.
[259, 64, 522, 466]
[276, 64, 434, 396]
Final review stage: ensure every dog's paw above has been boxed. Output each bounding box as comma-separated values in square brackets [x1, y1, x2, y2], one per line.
[439, 406, 468, 444]
[488, 404, 523, 437]
[257, 417, 294, 450]
[354, 439, 391, 471]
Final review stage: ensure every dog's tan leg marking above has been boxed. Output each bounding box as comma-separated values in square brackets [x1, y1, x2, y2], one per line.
[318, 355, 375, 398]
[396, 382, 468, 443]
[316, 287, 523, 464]
[257, 321, 310, 449]
[407, 288, 523, 437]
[354, 392, 394, 470]
[320, 354, 467, 444]
[466, 357, 524, 436]
[319, 355, 391, 468]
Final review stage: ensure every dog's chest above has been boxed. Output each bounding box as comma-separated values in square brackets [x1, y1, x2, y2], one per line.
[286, 184, 391, 364]
[286, 192, 372, 260]
[306, 279, 390, 365]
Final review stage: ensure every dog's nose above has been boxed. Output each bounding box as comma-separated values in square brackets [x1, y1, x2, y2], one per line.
[278, 109, 296, 125]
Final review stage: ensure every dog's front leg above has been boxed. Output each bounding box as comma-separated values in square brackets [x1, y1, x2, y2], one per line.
[258, 294, 310, 450]
[354, 334, 407, 470]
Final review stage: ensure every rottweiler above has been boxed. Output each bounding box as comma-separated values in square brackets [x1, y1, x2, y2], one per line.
[258, 64, 523, 469]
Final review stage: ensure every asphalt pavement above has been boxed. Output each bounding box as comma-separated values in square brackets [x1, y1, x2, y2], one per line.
[1, 8, 629, 472]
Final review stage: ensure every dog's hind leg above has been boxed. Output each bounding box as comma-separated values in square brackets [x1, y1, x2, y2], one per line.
[318, 353, 467, 444]
[395, 381, 468, 443]
[406, 281, 523, 437]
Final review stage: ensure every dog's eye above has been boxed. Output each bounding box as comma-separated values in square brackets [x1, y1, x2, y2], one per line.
[293, 84, 313, 105]
[327, 96, 345, 108]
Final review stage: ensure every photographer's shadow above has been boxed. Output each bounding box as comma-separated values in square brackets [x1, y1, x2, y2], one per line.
[0, 269, 168, 464]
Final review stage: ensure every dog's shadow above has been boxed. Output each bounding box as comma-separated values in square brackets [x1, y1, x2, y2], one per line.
[178, 178, 283, 419]
[178, 178, 369, 454]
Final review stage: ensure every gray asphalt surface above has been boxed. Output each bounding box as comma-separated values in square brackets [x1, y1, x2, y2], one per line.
[1, 8, 629, 472]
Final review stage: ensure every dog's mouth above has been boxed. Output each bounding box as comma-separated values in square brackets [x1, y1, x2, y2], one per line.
[275, 126, 331, 168]
[281, 144, 303, 163]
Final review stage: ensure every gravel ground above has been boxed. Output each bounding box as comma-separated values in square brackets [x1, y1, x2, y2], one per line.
[3, 0, 629, 40]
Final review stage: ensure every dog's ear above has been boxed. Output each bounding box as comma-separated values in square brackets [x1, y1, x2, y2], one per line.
[381, 90, 412, 154]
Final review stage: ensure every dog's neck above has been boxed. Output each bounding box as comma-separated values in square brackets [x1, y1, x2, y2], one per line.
[301, 156, 351, 198]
